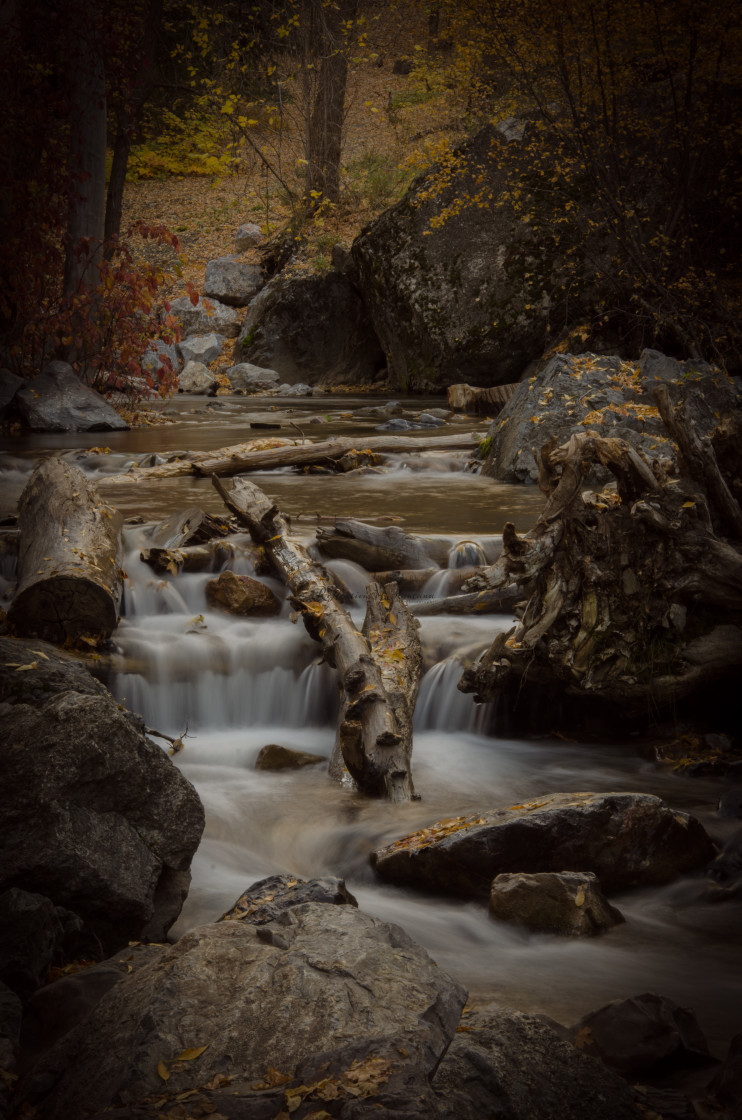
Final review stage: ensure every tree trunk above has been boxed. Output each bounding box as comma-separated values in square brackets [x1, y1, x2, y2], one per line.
[8, 458, 123, 646]
[304, 0, 357, 203]
[212, 474, 422, 801]
[447, 382, 518, 416]
[316, 518, 451, 570]
[194, 432, 477, 477]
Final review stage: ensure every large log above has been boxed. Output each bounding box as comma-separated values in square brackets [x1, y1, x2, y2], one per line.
[212, 475, 423, 801]
[196, 432, 478, 477]
[8, 458, 123, 646]
[447, 382, 518, 416]
[317, 518, 451, 570]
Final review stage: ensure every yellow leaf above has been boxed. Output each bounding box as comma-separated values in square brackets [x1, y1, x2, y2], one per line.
[574, 887, 585, 907]
[157, 1060, 170, 1081]
[177, 1044, 210, 1061]
[681, 501, 695, 509]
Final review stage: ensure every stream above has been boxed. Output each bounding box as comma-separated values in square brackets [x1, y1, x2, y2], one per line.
[2, 393, 740, 1056]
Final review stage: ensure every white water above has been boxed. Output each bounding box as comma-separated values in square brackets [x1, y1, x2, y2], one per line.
[112, 523, 742, 1054]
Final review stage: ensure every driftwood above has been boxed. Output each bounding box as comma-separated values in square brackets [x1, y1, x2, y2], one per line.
[140, 541, 242, 576]
[7, 458, 123, 646]
[447, 382, 518, 416]
[317, 519, 451, 570]
[372, 567, 482, 595]
[196, 432, 478, 477]
[212, 475, 423, 801]
[412, 585, 522, 617]
[149, 507, 231, 548]
[98, 438, 297, 487]
[459, 399, 742, 728]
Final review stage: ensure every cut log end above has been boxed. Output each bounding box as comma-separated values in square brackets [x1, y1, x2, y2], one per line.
[8, 576, 119, 644]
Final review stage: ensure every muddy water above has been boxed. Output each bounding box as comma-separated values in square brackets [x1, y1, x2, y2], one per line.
[2, 394, 740, 1055]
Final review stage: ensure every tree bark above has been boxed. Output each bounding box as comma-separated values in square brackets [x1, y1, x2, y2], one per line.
[212, 475, 423, 801]
[8, 458, 123, 646]
[316, 518, 452, 570]
[194, 432, 478, 477]
[303, 0, 357, 203]
[447, 382, 518, 416]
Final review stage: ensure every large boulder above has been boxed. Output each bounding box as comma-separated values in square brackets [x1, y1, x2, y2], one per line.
[488, 871, 625, 936]
[0, 889, 83, 998]
[176, 332, 224, 366]
[177, 360, 217, 395]
[169, 295, 241, 338]
[371, 792, 715, 898]
[141, 339, 181, 377]
[482, 350, 739, 483]
[432, 1006, 641, 1120]
[0, 367, 23, 420]
[233, 269, 385, 386]
[350, 125, 550, 391]
[225, 360, 280, 391]
[0, 636, 204, 953]
[204, 257, 263, 306]
[220, 873, 357, 922]
[25, 904, 467, 1120]
[235, 222, 263, 251]
[14, 362, 128, 432]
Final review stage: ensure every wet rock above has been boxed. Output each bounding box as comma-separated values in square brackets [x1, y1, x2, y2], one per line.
[351, 125, 551, 391]
[233, 269, 385, 386]
[220, 873, 357, 923]
[235, 222, 263, 251]
[0, 981, 22, 1118]
[702, 1033, 742, 1120]
[0, 889, 83, 998]
[176, 332, 224, 366]
[706, 827, 742, 894]
[418, 411, 446, 426]
[376, 417, 431, 431]
[568, 992, 713, 1074]
[371, 792, 715, 898]
[0, 636, 204, 954]
[482, 350, 739, 484]
[205, 570, 281, 616]
[15, 361, 128, 432]
[204, 257, 263, 306]
[0, 367, 23, 419]
[275, 381, 313, 397]
[25, 904, 467, 1120]
[170, 295, 241, 338]
[488, 871, 625, 936]
[177, 360, 217, 395]
[225, 361, 280, 391]
[432, 1006, 641, 1120]
[718, 787, 742, 819]
[254, 744, 326, 770]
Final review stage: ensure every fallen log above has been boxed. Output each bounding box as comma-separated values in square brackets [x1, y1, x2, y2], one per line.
[149, 507, 232, 548]
[212, 475, 423, 801]
[98, 438, 297, 486]
[196, 432, 478, 477]
[140, 541, 244, 576]
[317, 518, 451, 570]
[459, 410, 742, 732]
[372, 567, 482, 595]
[447, 382, 518, 416]
[7, 457, 123, 646]
[412, 585, 521, 617]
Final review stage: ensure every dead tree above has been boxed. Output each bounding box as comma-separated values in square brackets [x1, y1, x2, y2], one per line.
[212, 475, 423, 801]
[8, 458, 123, 645]
[459, 396, 742, 730]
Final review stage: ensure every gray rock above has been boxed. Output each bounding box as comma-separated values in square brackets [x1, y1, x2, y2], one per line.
[169, 295, 241, 338]
[482, 351, 739, 484]
[276, 381, 313, 397]
[235, 222, 263, 251]
[15, 362, 128, 432]
[176, 332, 224, 366]
[254, 744, 326, 770]
[371, 792, 715, 898]
[489, 871, 625, 936]
[703, 1033, 742, 1119]
[234, 269, 385, 386]
[28, 904, 467, 1120]
[141, 340, 181, 377]
[225, 361, 280, 391]
[177, 360, 217, 395]
[0, 889, 83, 997]
[204, 257, 263, 307]
[351, 125, 550, 391]
[220, 873, 357, 922]
[0, 367, 23, 420]
[0, 636, 204, 954]
[718, 788, 742, 819]
[376, 417, 431, 431]
[419, 411, 446, 426]
[569, 992, 712, 1073]
[433, 1006, 642, 1119]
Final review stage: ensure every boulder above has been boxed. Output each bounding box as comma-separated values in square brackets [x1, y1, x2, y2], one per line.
[0, 367, 23, 420]
[25, 904, 467, 1120]
[351, 125, 550, 391]
[706, 827, 742, 892]
[482, 350, 739, 484]
[254, 744, 326, 771]
[718, 788, 742, 819]
[205, 570, 281, 616]
[221, 873, 357, 922]
[177, 360, 217, 395]
[14, 362, 128, 432]
[432, 1006, 641, 1120]
[0, 889, 83, 998]
[169, 295, 241, 338]
[703, 1033, 742, 1120]
[0, 636, 204, 953]
[569, 992, 713, 1073]
[275, 381, 313, 397]
[235, 222, 263, 251]
[371, 792, 715, 898]
[225, 361, 280, 391]
[233, 269, 385, 386]
[141, 339, 181, 377]
[0, 982, 22, 1118]
[176, 332, 224, 366]
[204, 257, 263, 306]
[489, 871, 625, 936]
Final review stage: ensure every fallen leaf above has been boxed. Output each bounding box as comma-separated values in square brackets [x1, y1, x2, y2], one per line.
[177, 1044, 210, 1061]
[157, 1060, 170, 1081]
